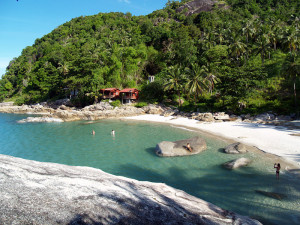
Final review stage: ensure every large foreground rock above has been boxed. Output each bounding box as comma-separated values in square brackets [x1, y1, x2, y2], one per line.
[0, 154, 261, 225]
[156, 136, 207, 157]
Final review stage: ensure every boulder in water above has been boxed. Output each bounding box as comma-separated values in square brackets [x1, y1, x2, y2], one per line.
[223, 157, 252, 169]
[156, 136, 207, 157]
[224, 142, 247, 154]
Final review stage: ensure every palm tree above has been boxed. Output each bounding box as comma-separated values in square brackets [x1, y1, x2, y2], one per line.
[284, 27, 299, 53]
[268, 20, 284, 51]
[203, 65, 220, 95]
[242, 19, 256, 43]
[58, 61, 69, 76]
[163, 65, 186, 107]
[229, 33, 247, 62]
[255, 24, 271, 64]
[185, 64, 208, 101]
[282, 53, 300, 112]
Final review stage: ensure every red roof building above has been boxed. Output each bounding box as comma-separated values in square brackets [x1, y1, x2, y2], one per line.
[100, 88, 120, 100]
[120, 88, 139, 104]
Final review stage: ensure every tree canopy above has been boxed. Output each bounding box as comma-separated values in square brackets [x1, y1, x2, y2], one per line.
[1, 0, 299, 114]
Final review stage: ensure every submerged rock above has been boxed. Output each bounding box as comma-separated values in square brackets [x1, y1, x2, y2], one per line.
[17, 116, 64, 123]
[224, 142, 247, 154]
[223, 157, 252, 169]
[0, 154, 261, 225]
[156, 136, 207, 157]
[255, 190, 287, 200]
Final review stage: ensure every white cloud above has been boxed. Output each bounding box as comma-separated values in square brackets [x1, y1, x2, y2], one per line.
[118, 0, 131, 4]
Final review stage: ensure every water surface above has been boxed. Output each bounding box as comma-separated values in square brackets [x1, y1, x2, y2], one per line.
[0, 113, 299, 224]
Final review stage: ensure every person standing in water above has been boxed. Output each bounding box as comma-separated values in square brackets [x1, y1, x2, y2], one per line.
[111, 129, 115, 136]
[92, 130, 95, 135]
[274, 163, 281, 179]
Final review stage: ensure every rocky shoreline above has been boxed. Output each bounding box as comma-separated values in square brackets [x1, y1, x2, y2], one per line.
[0, 154, 261, 225]
[0, 100, 297, 127]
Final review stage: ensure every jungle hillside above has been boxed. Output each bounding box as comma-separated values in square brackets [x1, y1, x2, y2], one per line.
[0, 0, 299, 115]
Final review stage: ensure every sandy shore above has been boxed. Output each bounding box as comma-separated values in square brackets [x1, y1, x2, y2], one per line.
[125, 114, 300, 167]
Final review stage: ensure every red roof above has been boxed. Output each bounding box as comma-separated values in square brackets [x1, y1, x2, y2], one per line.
[100, 88, 120, 92]
[120, 88, 139, 93]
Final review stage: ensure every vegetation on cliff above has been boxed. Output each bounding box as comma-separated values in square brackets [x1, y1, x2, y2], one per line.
[0, 0, 299, 114]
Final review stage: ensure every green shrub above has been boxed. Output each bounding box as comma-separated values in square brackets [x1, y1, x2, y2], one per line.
[135, 102, 148, 108]
[70, 94, 94, 108]
[139, 81, 164, 103]
[110, 100, 121, 108]
[14, 95, 30, 105]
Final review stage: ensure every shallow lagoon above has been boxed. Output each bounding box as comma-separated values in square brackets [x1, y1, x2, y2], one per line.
[0, 113, 299, 224]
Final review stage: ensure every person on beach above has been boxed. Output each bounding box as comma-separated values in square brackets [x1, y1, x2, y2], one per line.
[186, 143, 192, 152]
[274, 163, 281, 179]
[111, 129, 115, 136]
[92, 130, 95, 135]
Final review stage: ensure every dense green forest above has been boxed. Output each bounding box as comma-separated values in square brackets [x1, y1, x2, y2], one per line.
[0, 0, 299, 114]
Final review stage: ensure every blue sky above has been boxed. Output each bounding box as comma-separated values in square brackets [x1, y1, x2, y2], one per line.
[0, 0, 168, 77]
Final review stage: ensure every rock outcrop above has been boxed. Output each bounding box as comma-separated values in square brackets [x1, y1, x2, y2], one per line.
[0, 154, 261, 225]
[176, 0, 217, 15]
[0, 101, 14, 107]
[0, 101, 296, 126]
[142, 104, 164, 114]
[224, 142, 247, 154]
[156, 136, 207, 157]
[223, 157, 252, 169]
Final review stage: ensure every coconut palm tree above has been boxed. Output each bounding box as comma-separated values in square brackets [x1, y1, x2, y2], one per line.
[58, 61, 69, 76]
[254, 24, 271, 64]
[185, 64, 208, 101]
[163, 64, 186, 107]
[268, 20, 284, 51]
[242, 19, 256, 43]
[284, 27, 299, 53]
[203, 65, 220, 95]
[229, 33, 247, 62]
[282, 53, 300, 111]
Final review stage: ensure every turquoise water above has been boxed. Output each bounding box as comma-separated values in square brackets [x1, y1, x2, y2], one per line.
[0, 113, 299, 224]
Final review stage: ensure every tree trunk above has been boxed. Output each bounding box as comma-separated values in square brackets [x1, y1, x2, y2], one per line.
[294, 80, 297, 110]
[177, 89, 181, 107]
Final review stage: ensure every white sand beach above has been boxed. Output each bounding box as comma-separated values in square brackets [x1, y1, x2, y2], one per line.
[125, 114, 300, 167]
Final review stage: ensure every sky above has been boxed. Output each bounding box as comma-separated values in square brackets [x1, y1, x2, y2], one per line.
[0, 0, 168, 77]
